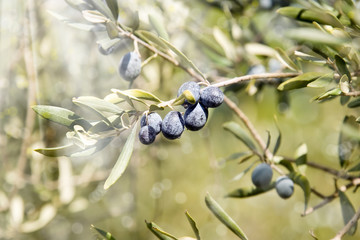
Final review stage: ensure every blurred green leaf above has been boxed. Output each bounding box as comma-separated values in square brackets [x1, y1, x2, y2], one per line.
[277, 7, 343, 28]
[349, 162, 360, 172]
[73, 96, 123, 114]
[339, 191, 357, 235]
[273, 123, 282, 156]
[149, 14, 169, 41]
[220, 151, 253, 164]
[286, 28, 347, 46]
[223, 122, 257, 152]
[294, 50, 326, 63]
[35, 144, 79, 157]
[335, 55, 351, 81]
[145, 221, 176, 240]
[339, 116, 360, 168]
[231, 162, 257, 182]
[279, 159, 295, 172]
[313, 88, 342, 101]
[135, 30, 169, 51]
[82, 10, 107, 23]
[72, 98, 112, 125]
[127, 10, 140, 31]
[245, 43, 276, 57]
[226, 184, 275, 198]
[91, 224, 116, 240]
[112, 88, 162, 104]
[278, 72, 324, 91]
[205, 193, 248, 240]
[35, 138, 112, 157]
[87, 0, 115, 21]
[307, 73, 333, 88]
[106, 21, 119, 39]
[213, 27, 236, 61]
[185, 211, 200, 240]
[159, 37, 207, 81]
[295, 143, 307, 165]
[104, 122, 138, 189]
[289, 172, 311, 213]
[32, 105, 91, 130]
[275, 47, 299, 71]
[104, 0, 118, 20]
[339, 75, 350, 94]
[347, 98, 360, 108]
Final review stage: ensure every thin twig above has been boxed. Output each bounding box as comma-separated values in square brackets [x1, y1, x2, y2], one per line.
[223, 96, 284, 176]
[12, 0, 38, 196]
[284, 157, 356, 180]
[302, 182, 356, 216]
[331, 206, 360, 240]
[212, 72, 301, 88]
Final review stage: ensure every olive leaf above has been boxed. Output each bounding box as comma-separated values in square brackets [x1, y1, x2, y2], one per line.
[104, 122, 138, 190]
[185, 211, 200, 240]
[32, 105, 91, 130]
[223, 122, 257, 152]
[90, 224, 116, 240]
[278, 72, 324, 91]
[145, 221, 176, 240]
[339, 191, 357, 235]
[205, 193, 248, 240]
[289, 172, 311, 213]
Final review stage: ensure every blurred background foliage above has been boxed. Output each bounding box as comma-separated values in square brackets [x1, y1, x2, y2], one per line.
[1, 0, 360, 239]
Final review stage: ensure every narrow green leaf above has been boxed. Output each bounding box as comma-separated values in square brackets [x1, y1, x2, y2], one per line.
[114, 89, 162, 102]
[205, 193, 248, 240]
[106, 21, 119, 39]
[286, 28, 347, 46]
[349, 162, 360, 172]
[339, 75, 350, 94]
[275, 47, 299, 71]
[104, 0, 118, 20]
[220, 151, 253, 164]
[223, 122, 257, 151]
[72, 97, 113, 125]
[347, 98, 360, 108]
[74, 96, 123, 114]
[339, 116, 360, 168]
[307, 73, 334, 88]
[104, 122, 138, 189]
[213, 27, 237, 61]
[34, 144, 79, 157]
[279, 159, 295, 172]
[145, 221, 175, 240]
[288, 172, 311, 213]
[278, 72, 324, 91]
[91, 225, 116, 240]
[313, 88, 342, 101]
[82, 10, 107, 23]
[135, 30, 169, 52]
[32, 105, 91, 130]
[149, 14, 169, 41]
[339, 191, 357, 235]
[159, 37, 207, 81]
[273, 125, 282, 156]
[87, 0, 115, 21]
[35, 138, 112, 158]
[340, 96, 351, 106]
[231, 162, 257, 182]
[295, 143, 307, 165]
[226, 183, 275, 198]
[185, 211, 200, 240]
[277, 7, 343, 28]
[335, 55, 351, 81]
